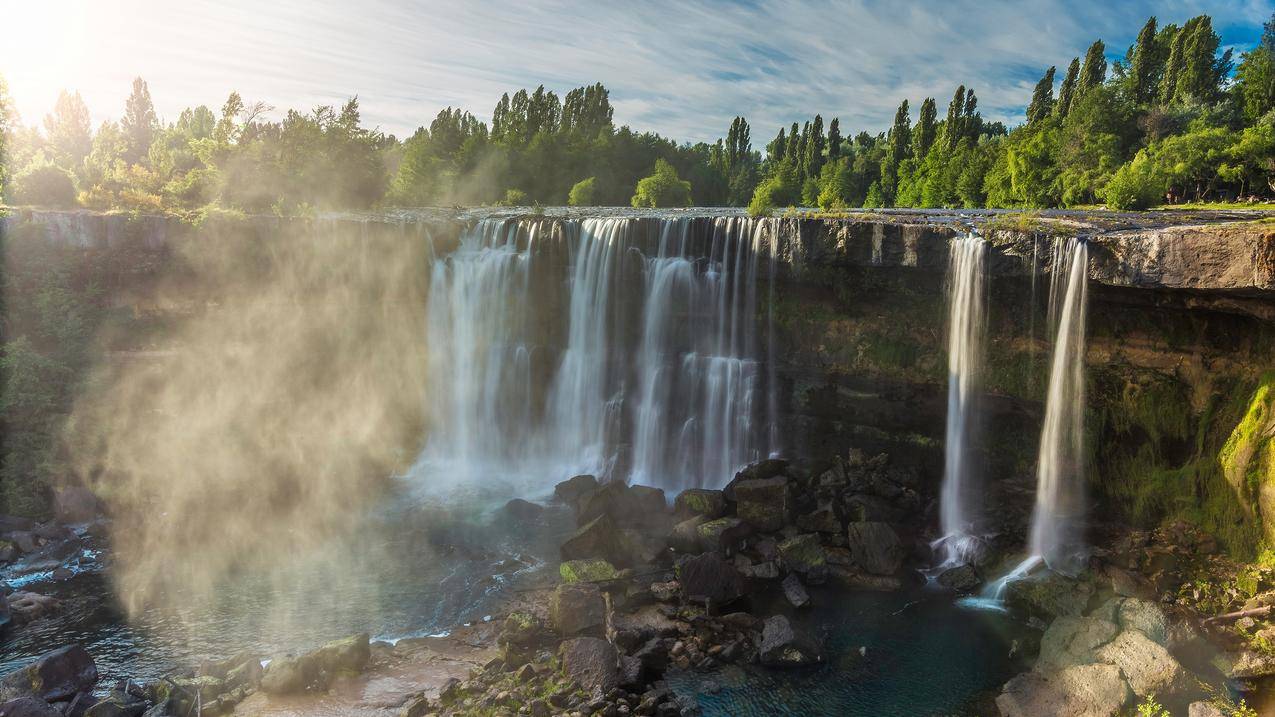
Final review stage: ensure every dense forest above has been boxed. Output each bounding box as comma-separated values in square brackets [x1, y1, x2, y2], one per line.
[1, 12, 1274, 215]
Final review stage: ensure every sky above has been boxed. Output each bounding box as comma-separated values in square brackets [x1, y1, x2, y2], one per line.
[2, 0, 1272, 144]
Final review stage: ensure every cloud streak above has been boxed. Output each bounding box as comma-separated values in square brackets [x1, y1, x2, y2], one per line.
[3, 0, 1271, 144]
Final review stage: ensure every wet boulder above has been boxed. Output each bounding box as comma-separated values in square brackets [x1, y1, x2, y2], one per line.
[668, 515, 707, 553]
[845, 522, 904, 576]
[559, 559, 618, 584]
[561, 515, 630, 567]
[558, 637, 619, 695]
[677, 553, 745, 606]
[937, 564, 981, 592]
[1004, 571, 1092, 623]
[259, 656, 314, 695]
[727, 460, 789, 497]
[502, 499, 545, 525]
[554, 474, 598, 505]
[778, 534, 826, 576]
[758, 615, 822, 667]
[0, 697, 61, 717]
[781, 574, 810, 608]
[84, 690, 148, 717]
[576, 482, 667, 530]
[0, 645, 97, 702]
[673, 489, 726, 520]
[734, 477, 792, 532]
[312, 633, 370, 675]
[550, 583, 606, 636]
[996, 663, 1130, 717]
[795, 503, 842, 534]
[696, 517, 751, 553]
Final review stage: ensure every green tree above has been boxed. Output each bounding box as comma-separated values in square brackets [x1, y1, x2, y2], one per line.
[631, 158, 691, 208]
[1126, 17, 1161, 105]
[826, 117, 842, 163]
[568, 176, 597, 206]
[1237, 15, 1275, 123]
[1077, 41, 1108, 96]
[944, 86, 966, 149]
[12, 163, 77, 207]
[1027, 67, 1056, 125]
[1105, 152, 1164, 209]
[121, 77, 158, 164]
[1055, 58, 1080, 119]
[43, 90, 92, 170]
[914, 97, 938, 157]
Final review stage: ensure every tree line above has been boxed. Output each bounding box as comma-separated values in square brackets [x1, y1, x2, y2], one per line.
[1, 11, 1273, 214]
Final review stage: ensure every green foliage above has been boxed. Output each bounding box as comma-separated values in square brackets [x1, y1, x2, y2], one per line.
[567, 176, 596, 206]
[1134, 694, 1170, 717]
[12, 163, 77, 207]
[630, 159, 692, 208]
[749, 163, 799, 215]
[1105, 152, 1164, 209]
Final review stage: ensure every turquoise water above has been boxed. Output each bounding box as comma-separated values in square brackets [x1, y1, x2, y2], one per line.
[667, 587, 1030, 717]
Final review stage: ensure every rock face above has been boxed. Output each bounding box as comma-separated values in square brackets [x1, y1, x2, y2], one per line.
[1004, 571, 1092, 622]
[0, 645, 97, 702]
[996, 663, 1130, 717]
[758, 615, 821, 667]
[937, 564, 980, 591]
[733, 477, 792, 531]
[673, 489, 726, 520]
[560, 515, 630, 567]
[554, 474, 598, 505]
[558, 637, 619, 694]
[677, 552, 745, 605]
[844, 522, 904, 575]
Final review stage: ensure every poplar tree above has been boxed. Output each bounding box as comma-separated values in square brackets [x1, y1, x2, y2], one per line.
[826, 117, 842, 163]
[914, 97, 937, 157]
[1159, 25, 1185, 104]
[1078, 41, 1108, 95]
[1056, 58, 1080, 118]
[1127, 17, 1159, 104]
[1026, 67, 1056, 125]
[887, 100, 911, 165]
[944, 86, 966, 149]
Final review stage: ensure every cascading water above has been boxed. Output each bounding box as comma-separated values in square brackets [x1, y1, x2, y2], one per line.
[1027, 238, 1090, 572]
[415, 215, 779, 495]
[965, 237, 1089, 607]
[933, 234, 988, 567]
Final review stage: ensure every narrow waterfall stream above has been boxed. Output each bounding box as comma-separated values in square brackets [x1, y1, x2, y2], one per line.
[934, 234, 988, 567]
[414, 215, 779, 495]
[972, 237, 1090, 605]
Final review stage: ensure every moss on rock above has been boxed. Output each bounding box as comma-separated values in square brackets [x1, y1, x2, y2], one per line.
[559, 559, 618, 584]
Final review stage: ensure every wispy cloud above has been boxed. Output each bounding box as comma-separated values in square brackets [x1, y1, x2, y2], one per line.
[3, 0, 1271, 144]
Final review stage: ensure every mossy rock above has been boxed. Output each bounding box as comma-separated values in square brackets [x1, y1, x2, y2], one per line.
[778, 533, 826, 574]
[559, 559, 618, 583]
[1220, 373, 1275, 546]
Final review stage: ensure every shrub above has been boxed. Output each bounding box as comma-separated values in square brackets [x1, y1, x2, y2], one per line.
[567, 177, 597, 206]
[1104, 152, 1164, 210]
[12, 164, 77, 208]
[631, 159, 692, 208]
[501, 188, 528, 206]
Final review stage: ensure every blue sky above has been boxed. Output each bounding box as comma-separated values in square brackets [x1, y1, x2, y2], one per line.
[4, 0, 1272, 144]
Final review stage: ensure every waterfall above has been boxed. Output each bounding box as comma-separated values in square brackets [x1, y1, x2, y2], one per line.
[1028, 238, 1089, 572]
[962, 237, 1088, 608]
[415, 215, 778, 495]
[934, 234, 988, 567]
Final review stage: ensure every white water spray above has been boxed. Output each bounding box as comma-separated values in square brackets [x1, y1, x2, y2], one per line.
[934, 234, 988, 567]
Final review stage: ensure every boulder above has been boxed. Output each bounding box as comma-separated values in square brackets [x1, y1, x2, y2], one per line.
[577, 482, 667, 529]
[673, 490, 726, 520]
[781, 574, 810, 608]
[844, 494, 903, 523]
[554, 474, 598, 505]
[1094, 630, 1185, 698]
[937, 564, 981, 592]
[696, 517, 752, 553]
[0, 697, 61, 717]
[1115, 599, 1169, 646]
[730, 459, 789, 488]
[259, 656, 312, 695]
[1035, 616, 1119, 672]
[1187, 702, 1227, 717]
[5, 593, 59, 625]
[84, 691, 147, 717]
[0, 645, 97, 702]
[745, 561, 780, 580]
[561, 515, 629, 567]
[677, 553, 745, 605]
[795, 504, 842, 534]
[558, 637, 619, 695]
[758, 615, 821, 667]
[559, 559, 618, 584]
[845, 522, 904, 576]
[668, 515, 708, 553]
[502, 499, 545, 524]
[1004, 571, 1092, 622]
[827, 566, 902, 591]
[734, 477, 792, 531]
[1228, 649, 1275, 679]
[550, 583, 606, 636]
[777, 534, 826, 575]
[312, 633, 370, 675]
[996, 663, 1130, 717]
